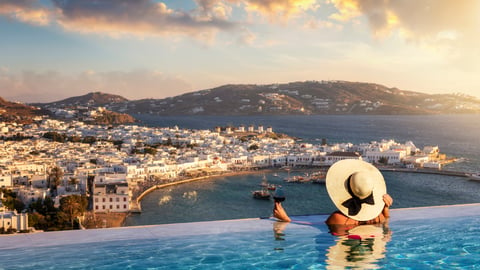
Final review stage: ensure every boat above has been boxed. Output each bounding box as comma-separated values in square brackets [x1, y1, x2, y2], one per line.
[267, 184, 277, 191]
[284, 171, 311, 183]
[252, 189, 271, 200]
[259, 174, 268, 187]
[467, 173, 480, 181]
[284, 175, 309, 183]
[259, 174, 276, 190]
[253, 175, 272, 199]
[283, 169, 294, 182]
[309, 171, 326, 184]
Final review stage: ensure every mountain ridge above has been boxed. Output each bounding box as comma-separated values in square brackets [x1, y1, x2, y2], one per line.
[32, 92, 128, 107]
[0, 97, 46, 123]
[26, 80, 480, 116]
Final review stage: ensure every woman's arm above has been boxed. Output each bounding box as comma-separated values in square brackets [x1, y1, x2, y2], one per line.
[273, 201, 291, 222]
[381, 194, 393, 218]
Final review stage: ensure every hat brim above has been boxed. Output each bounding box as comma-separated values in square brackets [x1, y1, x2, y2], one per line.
[326, 160, 386, 221]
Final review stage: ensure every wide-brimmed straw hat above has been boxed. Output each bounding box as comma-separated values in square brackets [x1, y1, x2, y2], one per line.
[326, 159, 386, 221]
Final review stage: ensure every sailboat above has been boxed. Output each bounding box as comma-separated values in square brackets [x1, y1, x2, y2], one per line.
[259, 174, 276, 190]
[252, 188, 271, 200]
[309, 171, 326, 184]
[252, 175, 272, 199]
[283, 169, 307, 183]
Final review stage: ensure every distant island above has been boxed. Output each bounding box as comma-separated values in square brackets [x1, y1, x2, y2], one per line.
[3, 81, 480, 123]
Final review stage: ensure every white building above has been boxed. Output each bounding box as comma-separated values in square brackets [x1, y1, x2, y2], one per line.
[93, 182, 130, 213]
[0, 173, 12, 187]
[17, 187, 46, 206]
[249, 154, 271, 168]
[324, 152, 362, 165]
[0, 210, 29, 232]
[364, 149, 406, 165]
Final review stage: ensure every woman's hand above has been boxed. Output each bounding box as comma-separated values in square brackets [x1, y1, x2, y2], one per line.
[273, 202, 291, 222]
[383, 194, 393, 208]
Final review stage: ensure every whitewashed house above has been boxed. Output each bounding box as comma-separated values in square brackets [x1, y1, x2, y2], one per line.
[0, 173, 12, 187]
[364, 149, 406, 165]
[325, 152, 362, 165]
[0, 210, 29, 232]
[92, 182, 129, 213]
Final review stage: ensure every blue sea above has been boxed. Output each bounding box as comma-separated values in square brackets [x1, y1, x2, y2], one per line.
[124, 114, 480, 226]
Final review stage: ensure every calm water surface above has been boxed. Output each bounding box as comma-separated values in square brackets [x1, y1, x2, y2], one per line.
[125, 115, 480, 226]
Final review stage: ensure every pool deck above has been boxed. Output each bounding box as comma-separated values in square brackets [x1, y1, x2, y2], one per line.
[2, 203, 480, 250]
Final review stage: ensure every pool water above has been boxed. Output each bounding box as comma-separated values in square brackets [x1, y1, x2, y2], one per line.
[387, 216, 480, 269]
[1, 204, 479, 269]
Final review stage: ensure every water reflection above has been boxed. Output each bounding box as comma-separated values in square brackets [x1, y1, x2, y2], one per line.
[325, 223, 391, 269]
[273, 221, 288, 251]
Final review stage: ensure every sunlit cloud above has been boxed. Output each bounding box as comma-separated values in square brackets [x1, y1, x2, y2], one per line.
[0, 0, 239, 40]
[0, 0, 324, 40]
[243, 0, 320, 21]
[303, 17, 339, 30]
[194, 0, 233, 20]
[0, 0, 50, 25]
[51, 0, 238, 39]
[330, 0, 480, 66]
[330, 0, 480, 41]
[193, 0, 321, 22]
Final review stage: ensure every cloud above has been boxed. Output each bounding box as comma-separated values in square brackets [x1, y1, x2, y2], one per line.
[51, 0, 238, 38]
[0, 0, 239, 39]
[194, 0, 233, 20]
[242, 0, 320, 21]
[191, 0, 321, 21]
[0, 0, 50, 25]
[0, 69, 193, 103]
[0, 1, 323, 35]
[330, 0, 480, 66]
[236, 28, 257, 45]
[330, 0, 480, 41]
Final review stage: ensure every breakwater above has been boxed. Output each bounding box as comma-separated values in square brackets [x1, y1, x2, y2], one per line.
[379, 167, 469, 177]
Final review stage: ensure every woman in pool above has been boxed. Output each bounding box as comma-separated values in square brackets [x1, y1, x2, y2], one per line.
[273, 159, 393, 229]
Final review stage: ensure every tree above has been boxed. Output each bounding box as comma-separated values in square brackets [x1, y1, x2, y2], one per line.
[82, 136, 97, 144]
[28, 212, 48, 231]
[248, 144, 259, 151]
[144, 147, 157, 156]
[112, 140, 123, 150]
[43, 131, 66, 142]
[1, 188, 25, 212]
[68, 135, 82, 143]
[48, 166, 64, 195]
[28, 197, 58, 231]
[378, 156, 389, 165]
[69, 177, 79, 191]
[59, 195, 88, 229]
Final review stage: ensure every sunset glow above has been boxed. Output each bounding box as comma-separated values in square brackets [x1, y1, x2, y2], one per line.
[1, 0, 479, 102]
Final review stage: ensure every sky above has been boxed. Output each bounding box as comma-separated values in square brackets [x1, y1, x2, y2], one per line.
[1, 0, 480, 103]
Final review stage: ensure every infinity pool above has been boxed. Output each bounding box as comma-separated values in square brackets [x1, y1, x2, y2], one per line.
[1, 204, 479, 269]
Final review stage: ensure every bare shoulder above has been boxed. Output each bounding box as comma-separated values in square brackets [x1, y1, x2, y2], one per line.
[325, 211, 350, 225]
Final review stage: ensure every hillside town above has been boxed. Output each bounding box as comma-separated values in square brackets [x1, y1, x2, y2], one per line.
[0, 117, 451, 233]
